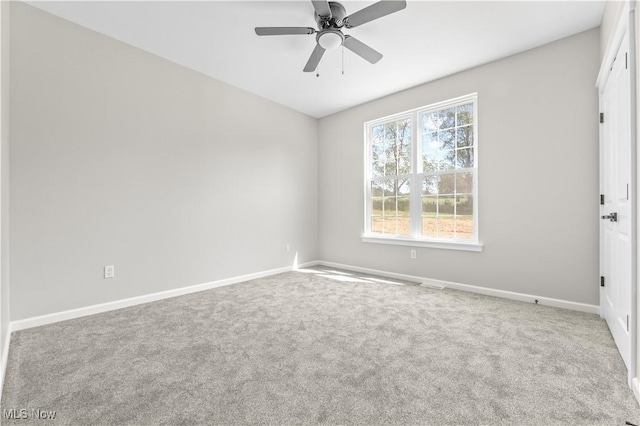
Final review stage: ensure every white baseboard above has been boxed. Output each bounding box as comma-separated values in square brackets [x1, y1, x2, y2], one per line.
[10, 262, 317, 332]
[633, 377, 640, 405]
[5, 258, 599, 338]
[0, 323, 11, 398]
[8, 259, 600, 334]
[315, 261, 600, 315]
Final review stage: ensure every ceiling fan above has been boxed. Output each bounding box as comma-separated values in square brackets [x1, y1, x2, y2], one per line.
[255, 0, 407, 73]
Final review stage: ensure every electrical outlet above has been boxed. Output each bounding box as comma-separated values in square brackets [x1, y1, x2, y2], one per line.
[104, 265, 115, 279]
[286, 244, 291, 253]
[410, 250, 416, 259]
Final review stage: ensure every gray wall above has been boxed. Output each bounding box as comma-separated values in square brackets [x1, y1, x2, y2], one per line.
[1, 0, 10, 373]
[10, 3, 318, 321]
[8, 2, 603, 323]
[318, 29, 601, 305]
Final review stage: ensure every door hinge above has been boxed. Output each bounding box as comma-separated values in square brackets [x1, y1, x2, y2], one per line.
[626, 52, 628, 70]
[600, 112, 604, 123]
[627, 315, 630, 332]
[601, 276, 605, 287]
[600, 194, 605, 205]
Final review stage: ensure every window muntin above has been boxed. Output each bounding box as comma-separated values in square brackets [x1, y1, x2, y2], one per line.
[365, 94, 478, 244]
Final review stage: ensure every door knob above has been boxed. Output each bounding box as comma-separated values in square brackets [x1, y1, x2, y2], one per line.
[601, 212, 618, 222]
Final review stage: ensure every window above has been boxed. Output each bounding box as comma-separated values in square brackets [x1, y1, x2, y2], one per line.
[364, 94, 480, 251]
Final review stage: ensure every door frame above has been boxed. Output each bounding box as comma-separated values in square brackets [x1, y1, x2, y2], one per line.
[597, 1, 638, 399]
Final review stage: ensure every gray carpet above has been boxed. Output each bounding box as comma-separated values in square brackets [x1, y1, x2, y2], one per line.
[2, 266, 639, 425]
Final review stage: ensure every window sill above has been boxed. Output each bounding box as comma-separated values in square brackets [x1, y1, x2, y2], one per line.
[361, 235, 483, 252]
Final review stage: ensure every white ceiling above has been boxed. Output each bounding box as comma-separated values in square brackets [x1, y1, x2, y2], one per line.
[29, 1, 605, 118]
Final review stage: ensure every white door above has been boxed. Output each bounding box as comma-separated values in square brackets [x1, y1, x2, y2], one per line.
[600, 31, 633, 370]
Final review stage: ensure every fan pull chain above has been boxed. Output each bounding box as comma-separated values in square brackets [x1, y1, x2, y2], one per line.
[342, 45, 344, 75]
[316, 62, 320, 78]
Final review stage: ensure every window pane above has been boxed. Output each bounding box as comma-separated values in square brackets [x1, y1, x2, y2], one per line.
[422, 196, 437, 214]
[372, 143, 384, 160]
[437, 196, 455, 237]
[399, 119, 411, 140]
[372, 161, 384, 177]
[455, 217, 473, 239]
[395, 133, 411, 173]
[422, 216, 437, 237]
[379, 140, 393, 169]
[423, 140, 454, 171]
[384, 122, 396, 140]
[421, 175, 454, 195]
[384, 159, 397, 176]
[423, 112, 440, 132]
[398, 179, 410, 196]
[388, 202, 408, 219]
[422, 134, 440, 172]
[423, 108, 454, 131]
[422, 175, 439, 195]
[381, 135, 394, 151]
[419, 172, 475, 239]
[398, 156, 411, 175]
[383, 180, 396, 197]
[438, 196, 455, 215]
[442, 107, 455, 129]
[372, 118, 413, 177]
[456, 147, 474, 169]
[382, 197, 392, 214]
[385, 217, 410, 235]
[455, 172, 473, 194]
[440, 150, 455, 171]
[422, 196, 437, 237]
[371, 182, 384, 199]
[372, 143, 383, 156]
[456, 194, 473, 215]
[371, 197, 383, 213]
[456, 126, 474, 148]
[456, 103, 473, 126]
[397, 197, 410, 216]
[438, 173, 455, 195]
[371, 142, 386, 177]
[440, 129, 455, 149]
[456, 195, 474, 239]
[423, 131, 438, 146]
[380, 211, 410, 236]
[374, 179, 410, 236]
[371, 139, 382, 177]
[372, 124, 384, 143]
[371, 216, 384, 233]
[384, 120, 411, 141]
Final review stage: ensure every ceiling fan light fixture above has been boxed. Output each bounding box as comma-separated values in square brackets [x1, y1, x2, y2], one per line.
[255, 0, 408, 72]
[318, 31, 343, 50]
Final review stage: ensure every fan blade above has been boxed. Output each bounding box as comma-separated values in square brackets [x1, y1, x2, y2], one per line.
[344, 0, 407, 28]
[311, 0, 332, 18]
[343, 36, 383, 64]
[255, 27, 316, 36]
[303, 44, 326, 72]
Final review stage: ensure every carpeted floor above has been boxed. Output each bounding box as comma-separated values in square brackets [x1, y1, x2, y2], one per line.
[2, 266, 640, 425]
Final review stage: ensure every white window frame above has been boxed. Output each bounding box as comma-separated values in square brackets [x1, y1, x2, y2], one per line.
[362, 93, 482, 252]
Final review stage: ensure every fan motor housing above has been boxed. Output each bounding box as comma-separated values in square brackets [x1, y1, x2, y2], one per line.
[315, 1, 347, 29]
